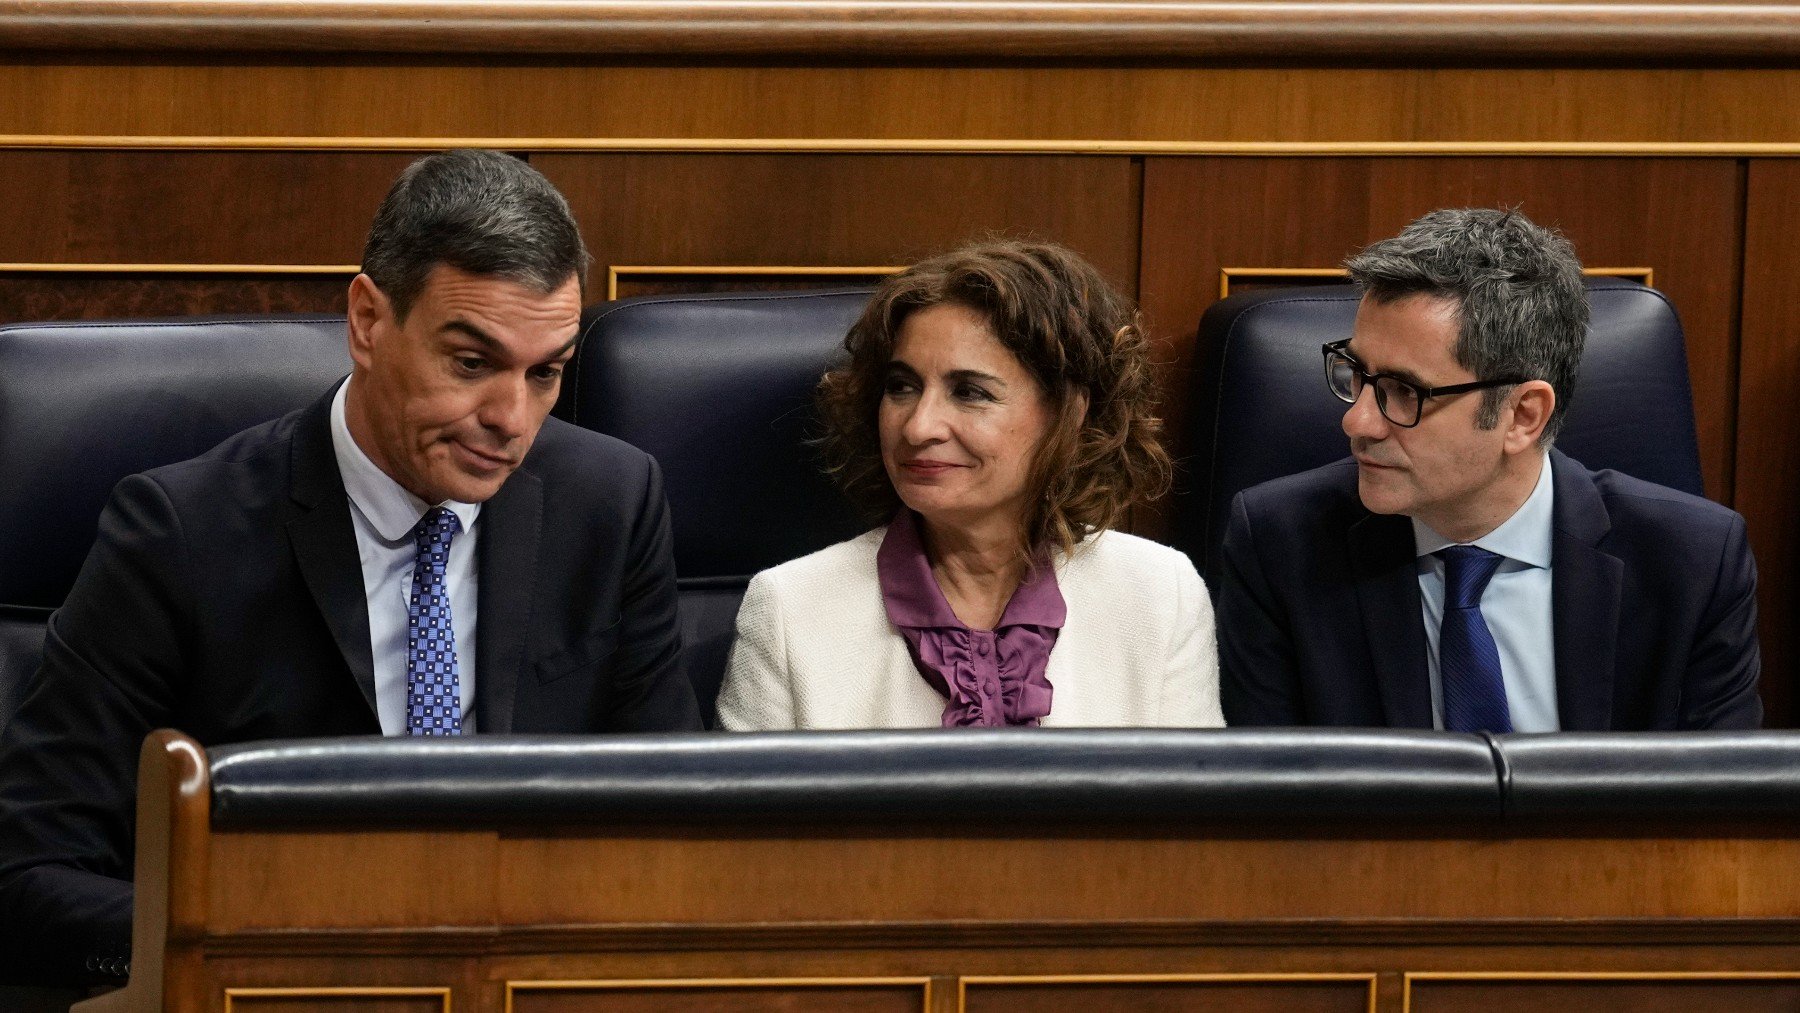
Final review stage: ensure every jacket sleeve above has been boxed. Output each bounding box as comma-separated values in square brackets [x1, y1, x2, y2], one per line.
[603, 453, 703, 732]
[715, 571, 798, 731]
[0, 473, 191, 986]
[1681, 511, 1763, 729]
[1217, 490, 1307, 726]
[1156, 553, 1224, 728]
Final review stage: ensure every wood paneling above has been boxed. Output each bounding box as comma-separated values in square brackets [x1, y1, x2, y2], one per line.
[510, 982, 925, 1013]
[3, 1, 1799, 63]
[963, 979, 1372, 1012]
[1407, 977, 1800, 1012]
[5, 67, 1800, 146]
[1138, 157, 1744, 503]
[0, 150, 409, 265]
[1734, 160, 1800, 726]
[0, 273, 351, 321]
[223, 996, 445, 1013]
[536, 154, 1142, 299]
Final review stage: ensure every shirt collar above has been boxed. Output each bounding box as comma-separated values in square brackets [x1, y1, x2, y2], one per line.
[329, 380, 481, 544]
[1413, 451, 1554, 568]
[876, 509, 1066, 631]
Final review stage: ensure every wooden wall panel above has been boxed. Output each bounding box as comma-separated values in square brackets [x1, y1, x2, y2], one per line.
[535, 153, 1142, 299]
[222, 996, 445, 1013]
[962, 979, 1372, 1012]
[1735, 160, 1800, 727]
[1407, 977, 1800, 1012]
[0, 272, 351, 321]
[0, 150, 411, 265]
[3, 66, 1800, 145]
[510, 983, 925, 1012]
[1139, 156, 1742, 502]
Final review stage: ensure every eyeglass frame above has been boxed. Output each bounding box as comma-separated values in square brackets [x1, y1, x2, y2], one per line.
[1321, 339, 1533, 429]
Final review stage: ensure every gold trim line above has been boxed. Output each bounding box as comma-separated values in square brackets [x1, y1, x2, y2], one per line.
[3, 136, 1800, 157]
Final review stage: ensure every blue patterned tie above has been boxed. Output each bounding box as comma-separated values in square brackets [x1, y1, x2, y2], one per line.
[406, 507, 464, 736]
[1437, 545, 1512, 733]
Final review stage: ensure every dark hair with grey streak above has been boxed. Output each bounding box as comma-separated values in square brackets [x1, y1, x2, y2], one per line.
[1345, 207, 1588, 444]
[361, 149, 590, 321]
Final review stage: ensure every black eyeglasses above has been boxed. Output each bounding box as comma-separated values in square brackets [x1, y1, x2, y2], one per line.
[1322, 339, 1531, 428]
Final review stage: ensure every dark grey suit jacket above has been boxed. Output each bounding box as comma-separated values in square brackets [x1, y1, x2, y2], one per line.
[0, 386, 701, 985]
[1219, 450, 1763, 732]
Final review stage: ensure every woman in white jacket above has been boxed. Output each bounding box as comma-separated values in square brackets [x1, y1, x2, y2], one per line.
[716, 240, 1222, 731]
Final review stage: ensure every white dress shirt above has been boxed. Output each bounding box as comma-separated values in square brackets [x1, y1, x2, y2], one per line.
[329, 381, 481, 735]
[1413, 453, 1559, 732]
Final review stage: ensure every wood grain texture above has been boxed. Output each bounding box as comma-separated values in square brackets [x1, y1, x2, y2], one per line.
[223, 997, 444, 1013]
[6, 66, 1800, 145]
[1734, 159, 1800, 727]
[0, 274, 351, 321]
[0, 150, 410, 265]
[510, 983, 924, 1013]
[963, 979, 1372, 1012]
[489, 833, 1777, 925]
[536, 153, 1142, 298]
[1407, 977, 1800, 1012]
[1138, 156, 1744, 499]
[2, 2, 1800, 63]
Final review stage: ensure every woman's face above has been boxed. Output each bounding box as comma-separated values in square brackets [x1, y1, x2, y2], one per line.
[878, 303, 1056, 536]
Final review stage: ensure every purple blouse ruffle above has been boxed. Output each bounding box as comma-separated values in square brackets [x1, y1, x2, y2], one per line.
[876, 510, 1066, 727]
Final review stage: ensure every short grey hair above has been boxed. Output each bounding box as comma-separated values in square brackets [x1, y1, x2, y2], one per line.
[1344, 207, 1588, 444]
[360, 149, 590, 321]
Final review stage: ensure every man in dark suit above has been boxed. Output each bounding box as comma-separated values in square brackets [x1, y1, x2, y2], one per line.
[1219, 208, 1761, 732]
[0, 149, 702, 987]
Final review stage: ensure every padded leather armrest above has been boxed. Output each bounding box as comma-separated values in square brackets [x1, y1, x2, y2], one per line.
[1497, 732, 1800, 817]
[209, 728, 1504, 827]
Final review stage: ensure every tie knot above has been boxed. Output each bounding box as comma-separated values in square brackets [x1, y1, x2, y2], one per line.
[1437, 544, 1504, 610]
[413, 506, 462, 552]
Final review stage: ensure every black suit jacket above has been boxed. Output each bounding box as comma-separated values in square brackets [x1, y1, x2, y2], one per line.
[1219, 450, 1762, 732]
[0, 386, 701, 985]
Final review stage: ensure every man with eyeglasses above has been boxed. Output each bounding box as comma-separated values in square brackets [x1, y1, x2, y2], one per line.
[1217, 208, 1761, 732]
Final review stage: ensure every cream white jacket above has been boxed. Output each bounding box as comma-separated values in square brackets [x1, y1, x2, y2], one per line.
[717, 527, 1223, 730]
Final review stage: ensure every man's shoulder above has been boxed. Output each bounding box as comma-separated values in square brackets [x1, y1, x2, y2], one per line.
[1233, 457, 1365, 529]
[1573, 458, 1744, 544]
[522, 416, 655, 491]
[133, 404, 308, 502]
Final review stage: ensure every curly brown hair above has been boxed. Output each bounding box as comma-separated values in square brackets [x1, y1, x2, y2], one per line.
[815, 239, 1172, 558]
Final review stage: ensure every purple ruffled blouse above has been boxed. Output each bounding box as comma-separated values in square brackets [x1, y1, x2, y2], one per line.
[876, 510, 1067, 728]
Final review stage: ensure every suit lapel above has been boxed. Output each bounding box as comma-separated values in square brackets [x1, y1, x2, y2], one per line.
[474, 463, 542, 734]
[1548, 451, 1623, 730]
[1348, 510, 1434, 728]
[286, 384, 379, 717]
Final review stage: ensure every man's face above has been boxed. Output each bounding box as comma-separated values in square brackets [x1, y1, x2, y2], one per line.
[346, 264, 582, 505]
[1341, 293, 1512, 531]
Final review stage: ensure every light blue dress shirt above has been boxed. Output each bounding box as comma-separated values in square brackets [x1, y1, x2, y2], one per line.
[329, 381, 481, 735]
[1413, 454, 1559, 732]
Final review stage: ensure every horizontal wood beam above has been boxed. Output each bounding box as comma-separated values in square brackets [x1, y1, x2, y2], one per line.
[3, 1, 1800, 64]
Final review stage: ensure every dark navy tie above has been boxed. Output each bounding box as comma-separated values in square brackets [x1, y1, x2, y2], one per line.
[1437, 545, 1512, 733]
[406, 506, 464, 736]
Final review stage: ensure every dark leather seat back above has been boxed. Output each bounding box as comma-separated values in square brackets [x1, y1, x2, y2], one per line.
[0, 316, 351, 731]
[557, 290, 873, 724]
[1173, 279, 1704, 581]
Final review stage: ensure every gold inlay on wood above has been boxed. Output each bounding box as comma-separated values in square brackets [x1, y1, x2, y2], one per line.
[505, 976, 934, 1013]
[1219, 266, 1655, 299]
[959, 972, 1379, 1013]
[1401, 970, 1800, 1013]
[0, 262, 360, 275]
[3, 135, 1800, 158]
[605, 264, 903, 301]
[224, 986, 451, 1012]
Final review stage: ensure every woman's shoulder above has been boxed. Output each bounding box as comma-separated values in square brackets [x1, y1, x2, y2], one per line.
[1064, 529, 1200, 580]
[749, 526, 887, 598]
